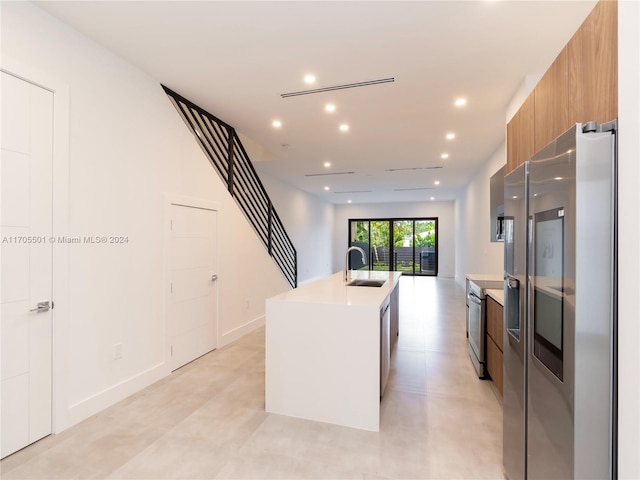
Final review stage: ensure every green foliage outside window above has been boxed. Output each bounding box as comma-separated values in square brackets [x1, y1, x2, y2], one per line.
[351, 219, 436, 273]
[353, 220, 435, 248]
[354, 222, 369, 243]
[415, 220, 436, 247]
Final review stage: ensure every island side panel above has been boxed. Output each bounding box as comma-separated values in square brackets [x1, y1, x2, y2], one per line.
[265, 301, 380, 431]
[390, 282, 400, 345]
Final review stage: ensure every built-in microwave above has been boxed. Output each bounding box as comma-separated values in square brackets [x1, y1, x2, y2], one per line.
[496, 204, 505, 241]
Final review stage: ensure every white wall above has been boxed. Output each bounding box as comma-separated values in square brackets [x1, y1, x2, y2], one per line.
[453, 73, 540, 288]
[2, 2, 290, 431]
[259, 172, 334, 285]
[617, 1, 640, 477]
[454, 144, 506, 286]
[454, 74, 542, 288]
[332, 201, 455, 277]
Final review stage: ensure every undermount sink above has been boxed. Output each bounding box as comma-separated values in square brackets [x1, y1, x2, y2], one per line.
[346, 279, 386, 287]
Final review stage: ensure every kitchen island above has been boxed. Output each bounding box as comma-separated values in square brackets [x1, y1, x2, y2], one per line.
[265, 270, 402, 431]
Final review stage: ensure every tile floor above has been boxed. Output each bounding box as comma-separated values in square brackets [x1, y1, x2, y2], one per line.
[1, 276, 505, 479]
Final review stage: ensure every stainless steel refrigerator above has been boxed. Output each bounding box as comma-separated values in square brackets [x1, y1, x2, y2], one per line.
[503, 160, 528, 480]
[503, 121, 617, 479]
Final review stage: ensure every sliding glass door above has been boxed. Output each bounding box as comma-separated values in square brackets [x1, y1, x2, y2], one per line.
[349, 217, 438, 276]
[371, 220, 391, 271]
[392, 220, 413, 273]
[349, 220, 370, 270]
[414, 219, 436, 275]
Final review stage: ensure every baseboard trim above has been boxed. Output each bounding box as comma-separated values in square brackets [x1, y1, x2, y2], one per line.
[219, 315, 265, 347]
[62, 362, 168, 431]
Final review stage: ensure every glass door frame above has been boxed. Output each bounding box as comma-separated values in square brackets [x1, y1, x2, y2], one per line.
[348, 217, 438, 276]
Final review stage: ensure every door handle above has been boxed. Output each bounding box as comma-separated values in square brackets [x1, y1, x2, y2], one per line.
[211, 274, 218, 282]
[468, 293, 482, 305]
[30, 301, 51, 313]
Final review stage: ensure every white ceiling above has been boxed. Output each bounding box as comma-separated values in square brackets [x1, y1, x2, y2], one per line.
[36, 0, 597, 204]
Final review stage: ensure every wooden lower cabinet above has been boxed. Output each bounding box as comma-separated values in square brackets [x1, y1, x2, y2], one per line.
[486, 296, 504, 397]
[486, 336, 503, 396]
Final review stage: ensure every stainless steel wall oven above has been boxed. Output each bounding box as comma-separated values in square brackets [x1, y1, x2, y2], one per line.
[467, 278, 503, 378]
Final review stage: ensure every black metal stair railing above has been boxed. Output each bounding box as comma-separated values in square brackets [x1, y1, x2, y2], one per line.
[162, 85, 297, 288]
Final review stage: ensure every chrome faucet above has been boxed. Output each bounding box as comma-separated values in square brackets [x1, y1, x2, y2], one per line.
[344, 246, 367, 283]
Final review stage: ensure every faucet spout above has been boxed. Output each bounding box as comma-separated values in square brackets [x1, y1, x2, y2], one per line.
[344, 246, 367, 283]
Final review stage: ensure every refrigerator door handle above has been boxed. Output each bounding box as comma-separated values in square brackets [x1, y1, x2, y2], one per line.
[506, 276, 519, 290]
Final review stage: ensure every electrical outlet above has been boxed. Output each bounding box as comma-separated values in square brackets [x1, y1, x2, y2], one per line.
[114, 343, 123, 360]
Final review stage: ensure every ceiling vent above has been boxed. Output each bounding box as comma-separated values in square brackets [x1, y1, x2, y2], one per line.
[393, 187, 436, 191]
[334, 190, 372, 194]
[385, 166, 443, 172]
[281, 77, 395, 98]
[304, 171, 355, 177]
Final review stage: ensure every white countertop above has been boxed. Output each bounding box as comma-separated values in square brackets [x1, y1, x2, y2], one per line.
[466, 273, 504, 283]
[486, 288, 504, 306]
[267, 270, 402, 307]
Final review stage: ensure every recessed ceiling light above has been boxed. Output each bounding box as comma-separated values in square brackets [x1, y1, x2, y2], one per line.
[430, 197, 435, 201]
[348, 200, 352, 204]
[304, 74, 316, 84]
[454, 98, 467, 107]
[324, 186, 330, 191]
[441, 153, 449, 159]
[325, 104, 336, 112]
[446, 132, 455, 140]
[324, 161, 331, 168]
[554, 177, 563, 181]
[272, 120, 282, 128]
[434, 180, 440, 185]
[512, 195, 518, 199]
[339, 124, 349, 132]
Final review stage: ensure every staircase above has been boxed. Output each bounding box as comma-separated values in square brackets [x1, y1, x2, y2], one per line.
[163, 85, 297, 288]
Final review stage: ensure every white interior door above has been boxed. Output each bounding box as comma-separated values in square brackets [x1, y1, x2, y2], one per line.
[168, 203, 217, 371]
[1, 72, 54, 458]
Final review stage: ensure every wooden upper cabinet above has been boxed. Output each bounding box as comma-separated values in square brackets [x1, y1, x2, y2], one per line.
[507, 0, 617, 174]
[506, 91, 535, 174]
[567, 0, 618, 124]
[506, 119, 517, 173]
[535, 47, 570, 152]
